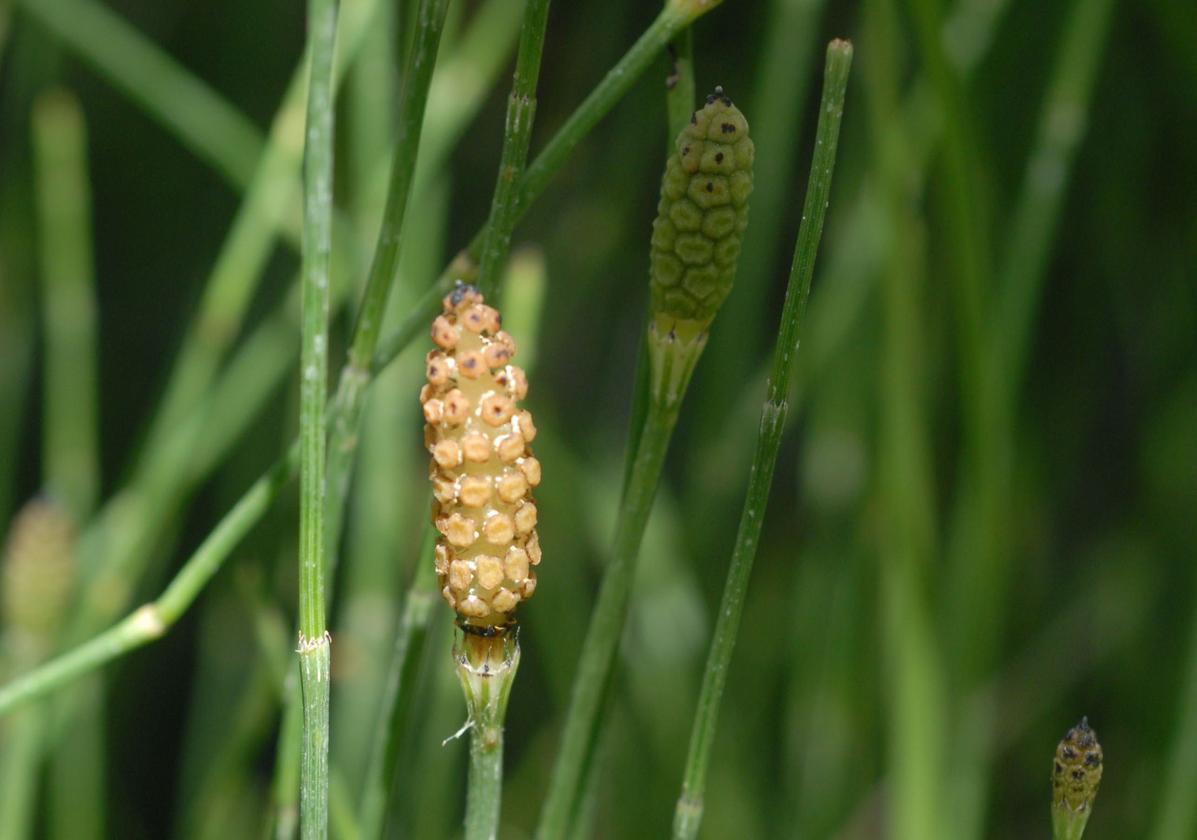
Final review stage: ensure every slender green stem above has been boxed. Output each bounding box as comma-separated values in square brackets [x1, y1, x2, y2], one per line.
[345, 0, 450, 373]
[535, 398, 681, 840]
[456, 630, 521, 840]
[18, 88, 102, 840]
[476, 0, 553, 296]
[324, 0, 450, 581]
[0, 0, 700, 718]
[297, 0, 339, 836]
[513, 5, 686, 228]
[17, 0, 263, 189]
[466, 723, 505, 840]
[672, 40, 852, 840]
[32, 88, 99, 519]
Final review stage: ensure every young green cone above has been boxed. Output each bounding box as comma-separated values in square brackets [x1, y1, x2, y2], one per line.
[1052, 717, 1103, 840]
[647, 86, 753, 408]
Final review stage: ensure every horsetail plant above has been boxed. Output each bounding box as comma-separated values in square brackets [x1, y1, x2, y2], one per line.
[1052, 717, 1103, 840]
[423, 285, 542, 839]
[537, 87, 754, 840]
[673, 40, 852, 840]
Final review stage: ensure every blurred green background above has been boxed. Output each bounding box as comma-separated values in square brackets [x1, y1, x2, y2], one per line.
[1, 0, 1195, 837]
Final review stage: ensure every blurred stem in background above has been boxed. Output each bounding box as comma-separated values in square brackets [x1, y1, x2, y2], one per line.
[862, 0, 948, 837]
[33, 89, 98, 521]
[672, 39, 852, 840]
[33, 87, 105, 840]
[0, 88, 102, 840]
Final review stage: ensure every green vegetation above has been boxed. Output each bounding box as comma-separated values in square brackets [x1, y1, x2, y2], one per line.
[0, 0, 1192, 837]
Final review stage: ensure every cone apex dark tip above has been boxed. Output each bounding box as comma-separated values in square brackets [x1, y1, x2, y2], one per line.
[449, 281, 480, 306]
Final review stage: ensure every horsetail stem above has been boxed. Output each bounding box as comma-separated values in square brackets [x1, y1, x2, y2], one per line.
[673, 40, 851, 840]
[296, 0, 338, 834]
[1052, 717, 1103, 840]
[536, 87, 753, 840]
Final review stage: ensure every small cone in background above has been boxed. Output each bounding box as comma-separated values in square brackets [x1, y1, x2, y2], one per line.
[2, 498, 77, 658]
[421, 284, 541, 631]
[1052, 717, 1103, 840]
[646, 87, 753, 408]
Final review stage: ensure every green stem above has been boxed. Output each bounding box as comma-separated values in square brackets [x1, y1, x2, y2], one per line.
[535, 397, 682, 840]
[513, 5, 686, 227]
[467, 724, 504, 840]
[476, 0, 553, 296]
[345, 0, 450, 373]
[456, 630, 521, 840]
[32, 88, 99, 519]
[297, 0, 339, 836]
[672, 40, 853, 840]
[324, 0, 450, 580]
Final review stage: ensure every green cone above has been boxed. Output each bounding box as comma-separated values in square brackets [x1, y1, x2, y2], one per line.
[649, 86, 753, 337]
[646, 87, 753, 408]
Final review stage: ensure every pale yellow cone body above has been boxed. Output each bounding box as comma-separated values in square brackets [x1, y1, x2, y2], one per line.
[421, 285, 541, 628]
